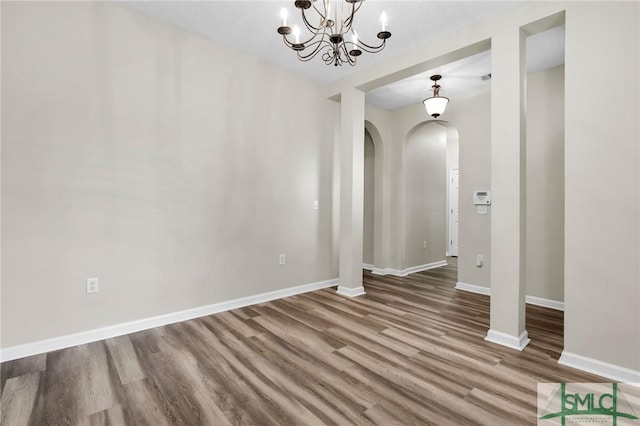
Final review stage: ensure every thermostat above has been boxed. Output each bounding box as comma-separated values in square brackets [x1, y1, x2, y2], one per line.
[473, 191, 491, 205]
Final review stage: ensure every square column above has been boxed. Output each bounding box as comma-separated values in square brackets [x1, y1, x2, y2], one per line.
[337, 88, 366, 297]
[486, 26, 529, 350]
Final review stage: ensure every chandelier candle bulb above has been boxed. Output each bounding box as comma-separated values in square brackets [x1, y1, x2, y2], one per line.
[293, 25, 300, 44]
[352, 32, 358, 48]
[281, 8, 288, 27]
[380, 11, 388, 31]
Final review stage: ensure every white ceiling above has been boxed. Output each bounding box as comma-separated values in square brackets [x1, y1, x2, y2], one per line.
[366, 25, 565, 110]
[117, 1, 564, 110]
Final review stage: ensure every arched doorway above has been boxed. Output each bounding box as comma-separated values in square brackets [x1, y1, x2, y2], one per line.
[403, 120, 459, 272]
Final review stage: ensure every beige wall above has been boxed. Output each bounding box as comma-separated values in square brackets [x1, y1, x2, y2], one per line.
[364, 104, 458, 271]
[3, 0, 639, 376]
[445, 65, 565, 297]
[526, 65, 565, 302]
[405, 123, 447, 267]
[363, 131, 375, 265]
[563, 1, 639, 372]
[446, 91, 492, 287]
[363, 105, 397, 270]
[364, 87, 487, 274]
[381, 65, 564, 302]
[338, 1, 639, 373]
[445, 127, 460, 256]
[1, 2, 336, 348]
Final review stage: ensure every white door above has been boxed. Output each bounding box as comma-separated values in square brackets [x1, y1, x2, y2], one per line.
[449, 169, 459, 257]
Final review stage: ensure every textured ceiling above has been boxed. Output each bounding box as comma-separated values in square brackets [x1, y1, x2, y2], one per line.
[117, 1, 564, 110]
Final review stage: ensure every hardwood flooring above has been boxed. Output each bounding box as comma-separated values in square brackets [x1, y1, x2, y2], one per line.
[2, 258, 607, 425]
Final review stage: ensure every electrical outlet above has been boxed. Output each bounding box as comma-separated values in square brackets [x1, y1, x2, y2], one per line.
[313, 200, 319, 210]
[423, 241, 427, 249]
[476, 255, 484, 267]
[279, 254, 286, 265]
[87, 277, 99, 294]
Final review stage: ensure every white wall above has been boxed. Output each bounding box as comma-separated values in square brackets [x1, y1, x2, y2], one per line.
[1, 2, 336, 348]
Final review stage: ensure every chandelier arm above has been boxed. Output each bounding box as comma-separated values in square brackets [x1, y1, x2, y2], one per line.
[301, 9, 323, 32]
[311, 1, 324, 17]
[298, 31, 324, 47]
[357, 39, 386, 53]
[297, 30, 331, 54]
[340, 41, 357, 66]
[343, 1, 360, 29]
[322, 51, 334, 66]
[296, 39, 331, 62]
[281, 35, 296, 49]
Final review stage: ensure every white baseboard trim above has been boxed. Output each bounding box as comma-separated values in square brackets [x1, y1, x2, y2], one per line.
[455, 282, 490, 295]
[0, 278, 339, 363]
[455, 283, 564, 311]
[370, 260, 447, 277]
[525, 295, 564, 311]
[336, 285, 366, 298]
[559, 351, 640, 384]
[485, 329, 530, 351]
[403, 260, 448, 276]
[371, 267, 401, 276]
[362, 263, 374, 271]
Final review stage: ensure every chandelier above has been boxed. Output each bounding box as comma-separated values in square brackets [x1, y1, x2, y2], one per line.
[276, 0, 391, 67]
[423, 75, 449, 118]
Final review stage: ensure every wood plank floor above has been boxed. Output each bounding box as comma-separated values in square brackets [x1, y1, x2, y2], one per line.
[1, 259, 607, 425]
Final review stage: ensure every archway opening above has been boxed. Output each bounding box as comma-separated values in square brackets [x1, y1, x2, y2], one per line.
[363, 128, 375, 268]
[404, 120, 459, 276]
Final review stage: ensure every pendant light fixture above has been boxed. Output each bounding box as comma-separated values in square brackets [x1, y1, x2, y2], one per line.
[276, 0, 391, 67]
[423, 75, 449, 118]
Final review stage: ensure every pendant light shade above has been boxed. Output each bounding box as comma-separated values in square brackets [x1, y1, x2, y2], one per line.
[423, 75, 449, 118]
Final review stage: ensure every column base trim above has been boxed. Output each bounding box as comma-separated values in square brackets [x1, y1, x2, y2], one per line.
[336, 285, 366, 298]
[455, 281, 490, 295]
[485, 329, 530, 351]
[371, 260, 447, 277]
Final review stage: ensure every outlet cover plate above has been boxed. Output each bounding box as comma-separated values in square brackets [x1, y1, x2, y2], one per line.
[87, 277, 99, 294]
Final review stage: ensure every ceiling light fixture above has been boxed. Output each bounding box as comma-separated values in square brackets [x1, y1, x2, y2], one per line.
[276, 0, 391, 67]
[423, 75, 449, 119]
